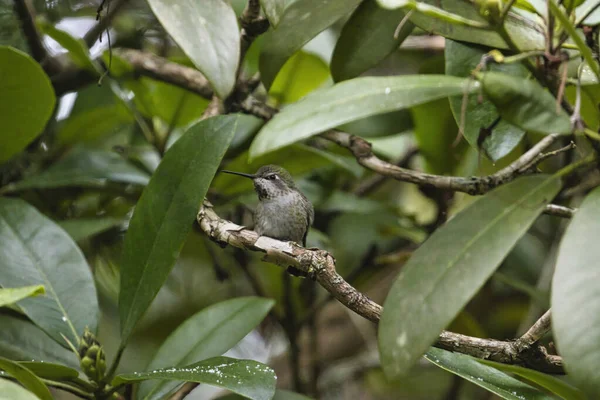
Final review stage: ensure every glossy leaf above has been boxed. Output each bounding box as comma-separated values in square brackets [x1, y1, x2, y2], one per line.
[331, 0, 413, 81]
[259, 0, 362, 89]
[479, 359, 586, 400]
[0, 357, 52, 400]
[0, 197, 99, 346]
[552, 186, 600, 396]
[379, 175, 561, 377]
[425, 348, 556, 399]
[147, 0, 239, 98]
[0, 378, 41, 400]
[4, 148, 150, 192]
[0, 46, 55, 163]
[445, 40, 526, 161]
[269, 51, 330, 104]
[17, 362, 79, 381]
[58, 218, 123, 242]
[138, 297, 275, 400]
[377, 0, 545, 51]
[114, 357, 276, 400]
[249, 75, 478, 160]
[37, 20, 97, 72]
[260, 0, 291, 27]
[56, 104, 133, 145]
[119, 115, 239, 343]
[0, 286, 45, 308]
[479, 72, 572, 134]
[0, 315, 79, 369]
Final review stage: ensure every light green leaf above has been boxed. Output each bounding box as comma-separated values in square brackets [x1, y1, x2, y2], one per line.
[37, 19, 97, 73]
[379, 175, 561, 377]
[249, 75, 478, 160]
[479, 359, 586, 400]
[259, 0, 362, 89]
[425, 348, 556, 399]
[0, 378, 42, 400]
[445, 40, 526, 161]
[552, 186, 600, 396]
[16, 362, 79, 381]
[119, 115, 239, 344]
[0, 357, 52, 400]
[0, 198, 99, 347]
[138, 297, 275, 400]
[56, 104, 133, 145]
[0, 286, 45, 308]
[114, 357, 276, 400]
[58, 218, 123, 242]
[331, 0, 413, 82]
[146, 0, 239, 98]
[4, 148, 150, 192]
[0, 46, 55, 163]
[0, 315, 79, 369]
[377, 0, 545, 51]
[269, 51, 330, 104]
[479, 72, 572, 134]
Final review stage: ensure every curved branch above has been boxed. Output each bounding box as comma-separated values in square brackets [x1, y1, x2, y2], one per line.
[196, 201, 564, 374]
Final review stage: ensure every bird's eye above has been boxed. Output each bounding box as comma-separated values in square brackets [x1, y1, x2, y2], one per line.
[266, 174, 278, 180]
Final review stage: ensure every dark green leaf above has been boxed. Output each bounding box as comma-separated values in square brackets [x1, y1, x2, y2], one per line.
[377, 0, 545, 51]
[0, 46, 55, 163]
[552, 186, 600, 396]
[119, 115, 239, 343]
[260, 0, 292, 27]
[259, 0, 362, 89]
[17, 362, 79, 381]
[0, 286, 45, 307]
[0, 378, 41, 400]
[479, 72, 572, 134]
[269, 51, 330, 104]
[58, 218, 123, 242]
[37, 20, 97, 73]
[146, 0, 239, 98]
[4, 148, 150, 192]
[138, 297, 275, 400]
[331, 1, 413, 82]
[0, 198, 99, 346]
[379, 175, 561, 377]
[114, 357, 276, 400]
[425, 348, 556, 399]
[0, 357, 52, 400]
[56, 104, 133, 145]
[479, 359, 586, 400]
[445, 40, 526, 161]
[249, 75, 478, 160]
[0, 315, 79, 369]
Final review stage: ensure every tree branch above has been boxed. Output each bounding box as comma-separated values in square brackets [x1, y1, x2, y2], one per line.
[84, 0, 130, 48]
[196, 201, 564, 374]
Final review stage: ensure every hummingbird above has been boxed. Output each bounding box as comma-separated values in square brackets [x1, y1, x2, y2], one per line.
[221, 165, 314, 249]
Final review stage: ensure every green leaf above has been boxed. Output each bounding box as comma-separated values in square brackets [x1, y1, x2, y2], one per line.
[269, 51, 330, 104]
[379, 175, 561, 377]
[549, 0, 600, 82]
[260, 0, 292, 27]
[377, 0, 545, 51]
[138, 297, 275, 400]
[17, 362, 79, 381]
[0, 46, 55, 163]
[479, 359, 587, 400]
[0, 378, 42, 400]
[0, 315, 79, 369]
[4, 147, 150, 192]
[0, 198, 99, 347]
[552, 186, 600, 396]
[249, 75, 478, 160]
[259, 0, 362, 89]
[425, 348, 556, 399]
[114, 357, 276, 400]
[0, 357, 52, 400]
[273, 390, 313, 400]
[479, 71, 572, 134]
[37, 19, 97, 73]
[56, 104, 133, 145]
[445, 40, 526, 161]
[0, 286, 45, 307]
[214, 144, 358, 195]
[58, 218, 123, 242]
[119, 115, 239, 343]
[331, 0, 414, 82]
[146, 0, 239, 98]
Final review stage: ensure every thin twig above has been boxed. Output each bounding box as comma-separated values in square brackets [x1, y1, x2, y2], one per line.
[514, 310, 552, 352]
[84, 0, 129, 47]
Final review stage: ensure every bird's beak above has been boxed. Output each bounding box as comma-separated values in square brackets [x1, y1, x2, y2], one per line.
[220, 170, 256, 179]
